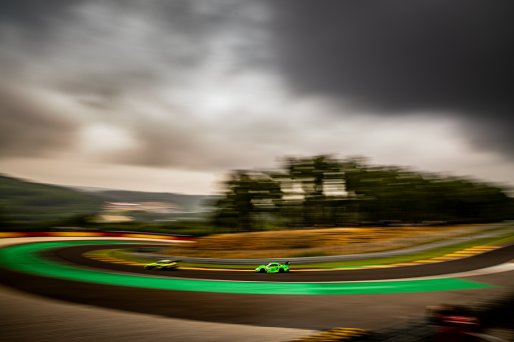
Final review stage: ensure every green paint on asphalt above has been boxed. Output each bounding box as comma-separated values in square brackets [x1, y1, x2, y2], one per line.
[0, 241, 493, 295]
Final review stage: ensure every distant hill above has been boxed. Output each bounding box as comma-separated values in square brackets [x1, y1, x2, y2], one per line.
[0, 175, 104, 227]
[0, 174, 217, 228]
[91, 190, 215, 212]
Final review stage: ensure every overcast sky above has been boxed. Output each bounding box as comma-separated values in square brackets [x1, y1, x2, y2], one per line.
[1, 0, 513, 194]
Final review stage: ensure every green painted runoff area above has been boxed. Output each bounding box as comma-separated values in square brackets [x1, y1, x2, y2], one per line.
[0, 241, 493, 295]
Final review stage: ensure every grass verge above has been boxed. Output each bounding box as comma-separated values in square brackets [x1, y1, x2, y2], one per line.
[101, 226, 514, 270]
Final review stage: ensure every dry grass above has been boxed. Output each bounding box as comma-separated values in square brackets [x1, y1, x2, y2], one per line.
[165, 225, 490, 259]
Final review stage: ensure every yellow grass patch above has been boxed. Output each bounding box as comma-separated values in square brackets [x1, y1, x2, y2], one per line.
[167, 225, 487, 259]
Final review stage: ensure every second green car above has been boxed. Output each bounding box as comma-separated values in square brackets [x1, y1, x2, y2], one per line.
[144, 259, 179, 270]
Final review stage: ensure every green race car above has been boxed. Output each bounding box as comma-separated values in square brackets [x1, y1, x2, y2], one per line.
[255, 261, 290, 273]
[144, 259, 178, 270]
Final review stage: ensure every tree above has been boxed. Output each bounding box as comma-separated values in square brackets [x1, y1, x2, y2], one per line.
[211, 171, 282, 231]
[212, 155, 513, 229]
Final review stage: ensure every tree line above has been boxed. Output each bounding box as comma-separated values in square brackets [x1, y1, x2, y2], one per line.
[211, 156, 514, 231]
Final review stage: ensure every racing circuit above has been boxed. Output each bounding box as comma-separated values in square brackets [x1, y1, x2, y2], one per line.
[1, 231, 514, 340]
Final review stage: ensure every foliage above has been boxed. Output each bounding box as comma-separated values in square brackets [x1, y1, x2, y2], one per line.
[211, 156, 514, 229]
[212, 171, 282, 231]
[0, 175, 217, 233]
[0, 175, 104, 229]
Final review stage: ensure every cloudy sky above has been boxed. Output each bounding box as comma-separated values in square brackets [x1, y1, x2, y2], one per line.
[1, 0, 513, 194]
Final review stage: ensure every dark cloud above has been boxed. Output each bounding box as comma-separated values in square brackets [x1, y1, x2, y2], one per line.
[0, 0, 270, 164]
[269, 0, 514, 157]
[0, 86, 79, 157]
[0, 0, 267, 80]
[107, 111, 294, 171]
[1, 0, 512, 188]
[0, 0, 85, 45]
[0, 0, 79, 26]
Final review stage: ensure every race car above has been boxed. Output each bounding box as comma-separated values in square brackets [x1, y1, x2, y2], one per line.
[426, 305, 480, 333]
[144, 259, 179, 270]
[255, 261, 290, 273]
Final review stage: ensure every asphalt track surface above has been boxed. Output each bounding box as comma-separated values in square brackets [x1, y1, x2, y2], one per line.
[52, 243, 514, 282]
[2, 241, 490, 296]
[1, 238, 514, 331]
[0, 284, 315, 342]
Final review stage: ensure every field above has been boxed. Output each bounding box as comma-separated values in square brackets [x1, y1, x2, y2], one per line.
[164, 224, 504, 259]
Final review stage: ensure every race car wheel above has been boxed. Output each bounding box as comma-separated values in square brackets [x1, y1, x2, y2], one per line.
[279, 268, 284, 273]
[259, 268, 266, 273]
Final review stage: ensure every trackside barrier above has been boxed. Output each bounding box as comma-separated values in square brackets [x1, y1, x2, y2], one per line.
[0, 231, 195, 242]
